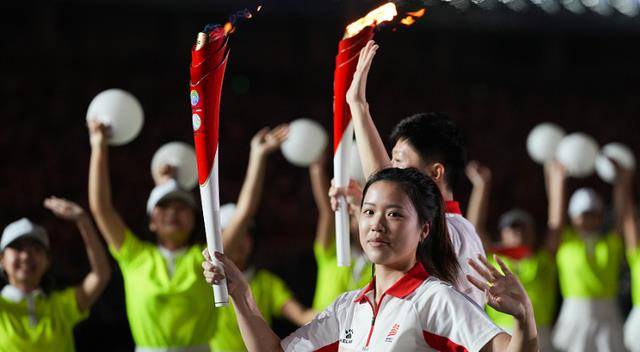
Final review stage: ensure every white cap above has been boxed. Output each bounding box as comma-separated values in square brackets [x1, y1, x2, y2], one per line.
[1, 218, 49, 251]
[219, 203, 237, 231]
[568, 188, 604, 219]
[146, 179, 197, 214]
[498, 209, 534, 230]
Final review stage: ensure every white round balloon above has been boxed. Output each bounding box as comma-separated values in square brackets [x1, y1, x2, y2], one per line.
[595, 142, 636, 183]
[86, 89, 144, 146]
[555, 133, 599, 178]
[281, 118, 328, 167]
[151, 142, 198, 190]
[526, 122, 566, 164]
[219, 203, 237, 231]
[348, 142, 366, 185]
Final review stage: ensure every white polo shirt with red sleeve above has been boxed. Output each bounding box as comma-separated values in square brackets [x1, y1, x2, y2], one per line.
[445, 200, 486, 306]
[281, 262, 503, 352]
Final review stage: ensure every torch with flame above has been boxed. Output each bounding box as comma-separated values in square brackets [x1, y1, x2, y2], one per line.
[190, 25, 230, 307]
[333, 2, 398, 267]
[189, 8, 258, 307]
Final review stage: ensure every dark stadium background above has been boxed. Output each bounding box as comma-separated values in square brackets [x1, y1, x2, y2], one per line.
[1, 0, 639, 349]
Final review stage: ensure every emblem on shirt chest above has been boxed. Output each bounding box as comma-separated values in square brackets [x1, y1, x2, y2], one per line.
[340, 328, 354, 344]
[384, 323, 400, 343]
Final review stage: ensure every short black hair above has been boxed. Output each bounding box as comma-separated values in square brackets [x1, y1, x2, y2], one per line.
[390, 113, 467, 192]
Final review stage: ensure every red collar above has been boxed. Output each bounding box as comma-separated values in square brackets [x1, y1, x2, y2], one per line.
[491, 245, 533, 260]
[354, 262, 429, 303]
[445, 201, 462, 215]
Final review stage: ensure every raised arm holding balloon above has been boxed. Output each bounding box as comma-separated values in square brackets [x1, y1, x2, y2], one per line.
[151, 142, 199, 188]
[550, 154, 627, 351]
[87, 101, 217, 350]
[222, 124, 288, 254]
[87, 120, 128, 249]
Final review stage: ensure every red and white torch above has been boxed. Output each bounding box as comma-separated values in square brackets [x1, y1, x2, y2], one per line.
[190, 25, 231, 307]
[333, 3, 397, 267]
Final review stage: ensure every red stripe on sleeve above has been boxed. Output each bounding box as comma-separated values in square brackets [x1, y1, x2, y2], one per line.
[315, 341, 339, 352]
[423, 330, 469, 352]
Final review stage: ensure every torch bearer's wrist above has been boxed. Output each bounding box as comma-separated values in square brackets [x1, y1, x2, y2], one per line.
[347, 100, 369, 111]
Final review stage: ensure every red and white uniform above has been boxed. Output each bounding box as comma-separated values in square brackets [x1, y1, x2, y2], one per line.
[281, 262, 502, 352]
[445, 201, 486, 306]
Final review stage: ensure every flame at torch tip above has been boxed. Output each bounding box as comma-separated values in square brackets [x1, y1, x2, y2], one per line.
[257, 5, 262, 11]
[344, 2, 398, 39]
[407, 8, 426, 17]
[223, 22, 235, 35]
[223, 7, 259, 35]
[401, 8, 426, 27]
[400, 16, 416, 25]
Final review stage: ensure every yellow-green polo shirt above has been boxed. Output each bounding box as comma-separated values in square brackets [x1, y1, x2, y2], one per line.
[110, 229, 216, 348]
[556, 228, 623, 299]
[0, 287, 87, 352]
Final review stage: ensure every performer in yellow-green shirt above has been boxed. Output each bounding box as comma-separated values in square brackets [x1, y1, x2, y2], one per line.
[109, 228, 216, 349]
[465, 161, 564, 351]
[210, 125, 316, 352]
[310, 154, 372, 311]
[550, 160, 634, 352]
[626, 246, 640, 352]
[0, 197, 110, 352]
[88, 120, 216, 351]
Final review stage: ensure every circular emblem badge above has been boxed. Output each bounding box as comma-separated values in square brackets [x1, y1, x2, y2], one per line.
[190, 90, 199, 106]
[192, 114, 202, 131]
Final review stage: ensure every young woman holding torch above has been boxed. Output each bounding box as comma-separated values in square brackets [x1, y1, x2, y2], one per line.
[88, 120, 217, 352]
[0, 197, 110, 351]
[203, 167, 538, 351]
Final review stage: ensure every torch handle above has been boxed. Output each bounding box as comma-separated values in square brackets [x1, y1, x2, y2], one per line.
[199, 158, 229, 307]
[333, 122, 354, 267]
[335, 201, 351, 266]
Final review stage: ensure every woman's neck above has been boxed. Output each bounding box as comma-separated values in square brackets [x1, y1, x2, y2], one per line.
[8, 279, 39, 294]
[374, 259, 417, 304]
[158, 238, 188, 251]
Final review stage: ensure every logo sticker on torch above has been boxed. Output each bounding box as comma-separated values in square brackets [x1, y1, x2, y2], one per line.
[190, 90, 199, 106]
[192, 113, 202, 131]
